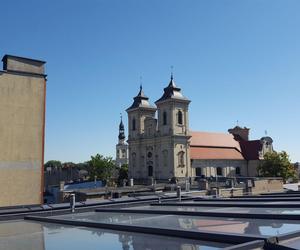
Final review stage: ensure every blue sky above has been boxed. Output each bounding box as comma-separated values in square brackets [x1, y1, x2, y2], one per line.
[0, 0, 299, 163]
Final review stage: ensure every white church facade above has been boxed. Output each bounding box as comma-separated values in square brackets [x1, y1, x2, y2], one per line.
[124, 76, 274, 180]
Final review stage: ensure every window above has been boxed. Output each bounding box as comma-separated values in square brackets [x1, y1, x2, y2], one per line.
[132, 118, 136, 131]
[236, 167, 241, 175]
[217, 167, 222, 176]
[178, 110, 183, 125]
[148, 166, 153, 176]
[196, 168, 202, 176]
[178, 151, 185, 167]
[163, 111, 167, 125]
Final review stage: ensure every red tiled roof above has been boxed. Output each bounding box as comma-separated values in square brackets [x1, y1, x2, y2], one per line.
[190, 131, 241, 151]
[190, 147, 244, 160]
[189, 131, 263, 161]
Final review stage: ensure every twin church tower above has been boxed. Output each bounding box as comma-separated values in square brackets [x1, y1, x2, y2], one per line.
[116, 75, 191, 180]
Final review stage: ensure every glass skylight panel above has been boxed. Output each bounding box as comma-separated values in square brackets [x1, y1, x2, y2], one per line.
[52, 211, 300, 237]
[0, 220, 229, 250]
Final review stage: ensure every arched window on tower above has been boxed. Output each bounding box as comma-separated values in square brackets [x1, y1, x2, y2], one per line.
[163, 111, 167, 125]
[178, 151, 185, 167]
[178, 110, 183, 125]
[132, 118, 136, 131]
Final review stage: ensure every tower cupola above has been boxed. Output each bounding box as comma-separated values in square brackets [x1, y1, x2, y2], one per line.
[126, 85, 155, 111]
[155, 75, 189, 104]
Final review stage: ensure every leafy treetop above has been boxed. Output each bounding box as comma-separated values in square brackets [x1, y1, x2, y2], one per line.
[257, 151, 296, 182]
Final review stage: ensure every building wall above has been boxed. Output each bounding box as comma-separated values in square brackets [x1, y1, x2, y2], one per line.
[191, 159, 248, 177]
[0, 57, 45, 207]
[247, 160, 260, 177]
[128, 96, 190, 180]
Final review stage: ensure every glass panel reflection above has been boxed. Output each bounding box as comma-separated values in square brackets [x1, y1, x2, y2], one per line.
[128, 205, 300, 215]
[0, 220, 228, 250]
[54, 212, 300, 237]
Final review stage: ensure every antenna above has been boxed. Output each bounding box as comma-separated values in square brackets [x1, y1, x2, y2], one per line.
[265, 130, 268, 136]
[236, 120, 239, 126]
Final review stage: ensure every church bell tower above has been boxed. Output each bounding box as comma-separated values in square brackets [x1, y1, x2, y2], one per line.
[115, 115, 128, 167]
[155, 75, 191, 178]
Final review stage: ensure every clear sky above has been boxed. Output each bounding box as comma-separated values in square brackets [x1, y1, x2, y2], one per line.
[0, 0, 299, 163]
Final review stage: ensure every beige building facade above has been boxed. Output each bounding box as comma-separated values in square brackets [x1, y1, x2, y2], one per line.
[0, 55, 46, 207]
[127, 77, 191, 180]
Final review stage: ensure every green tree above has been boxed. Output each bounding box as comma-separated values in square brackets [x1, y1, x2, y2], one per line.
[44, 160, 62, 170]
[118, 164, 128, 185]
[257, 151, 296, 182]
[88, 154, 116, 185]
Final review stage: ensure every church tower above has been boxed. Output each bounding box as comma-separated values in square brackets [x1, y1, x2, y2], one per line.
[115, 115, 128, 167]
[126, 86, 156, 179]
[155, 75, 191, 178]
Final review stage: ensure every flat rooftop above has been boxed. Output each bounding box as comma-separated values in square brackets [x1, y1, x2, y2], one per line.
[2, 193, 300, 249]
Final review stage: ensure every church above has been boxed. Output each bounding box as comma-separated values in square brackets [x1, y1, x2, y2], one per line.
[119, 75, 274, 180]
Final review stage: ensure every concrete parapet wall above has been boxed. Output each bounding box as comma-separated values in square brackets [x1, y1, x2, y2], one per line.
[250, 178, 283, 195]
[219, 188, 244, 197]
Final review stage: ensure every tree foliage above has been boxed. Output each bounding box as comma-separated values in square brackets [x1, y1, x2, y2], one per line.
[87, 154, 116, 184]
[257, 151, 296, 182]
